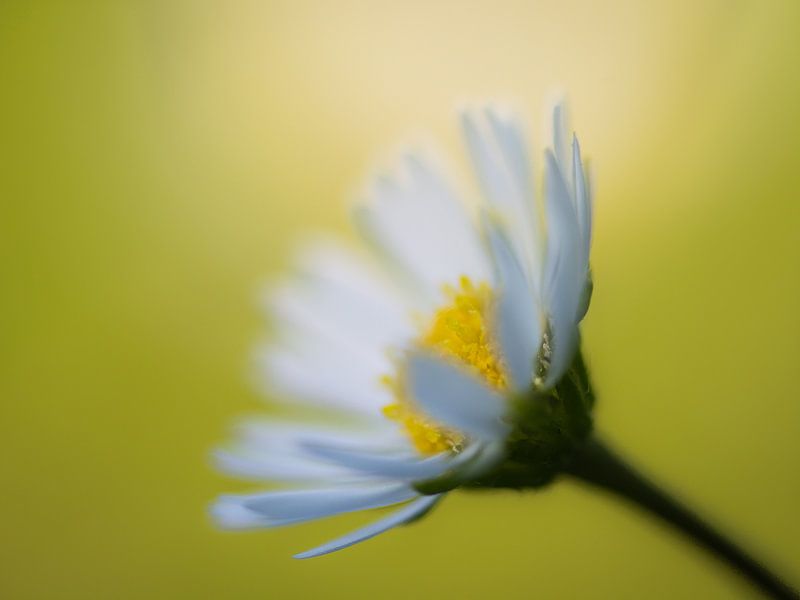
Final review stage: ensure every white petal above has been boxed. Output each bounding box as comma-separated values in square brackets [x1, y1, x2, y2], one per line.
[219, 417, 490, 489]
[485, 109, 533, 204]
[455, 440, 506, 481]
[213, 449, 362, 484]
[406, 352, 509, 440]
[461, 109, 543, 287]
[293, 494, 443, 559]
[410, 441, 506, 492]
[211, 497, 271, 529]
[214, 419, 410, 483]
[288, 239, 414, 347]
[552, 102, 572, 192]
[268, 281, 393, 375]
[301, 443, 455, 481]
[484, 215, 542, 392]
[236, 420, 404, 454]
[354, 153, 491, 301]
[462, 111, 529, 216]
[236, 483, 416, 523]
[572, 134, 592, 261]
[256, 240, 414, 418]
[256, 342, 391, 417]
[543, 151, 583, 386]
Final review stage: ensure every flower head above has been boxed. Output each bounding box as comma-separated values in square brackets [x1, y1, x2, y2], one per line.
[212, 102, 595, 558]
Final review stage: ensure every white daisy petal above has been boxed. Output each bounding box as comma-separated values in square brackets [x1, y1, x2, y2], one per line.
[404, 154, 492, 283]
[552, 102, 572, 191]
[289, 239, 413, 347]
[268, 282, 393, 374]
[301, 443, 455, 481]
[485, 109, 533, 204]
[257, 243, 412, 418]
[411, 441, 506, 492]
[211, 497, 325, 530]
[484, 214, 542, 392]
[354, 153, 491, 301]
[406, 352, 509, 440]
[236, 483, 416, 523]
[216, 420, 411, 484]
[213, 449, 359, 483]
[456, 440, 506, 481]
[462, 111, 526, 214]
[237, 420, 405, 454]
[212, 497, 272, 530]
[256, 342, 390, 417]
[461, 110, 542, 287]
[543, 151, 583, 386]
[572, 135, 591, 256]
[293, 494, 443, 559]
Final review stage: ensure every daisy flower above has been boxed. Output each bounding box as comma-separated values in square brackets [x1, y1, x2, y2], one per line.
[212, 102, 594, 559]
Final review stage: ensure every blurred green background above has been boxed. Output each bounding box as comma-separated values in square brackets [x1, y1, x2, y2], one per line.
[2, 1, 799, 598]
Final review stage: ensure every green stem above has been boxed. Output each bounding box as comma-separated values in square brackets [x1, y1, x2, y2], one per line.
[566, 437, 797, 599]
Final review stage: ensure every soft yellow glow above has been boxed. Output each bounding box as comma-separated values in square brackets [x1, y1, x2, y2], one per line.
[383, 277, 507, 454]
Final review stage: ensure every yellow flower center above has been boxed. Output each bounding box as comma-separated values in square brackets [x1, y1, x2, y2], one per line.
[382, 276, 507, 455]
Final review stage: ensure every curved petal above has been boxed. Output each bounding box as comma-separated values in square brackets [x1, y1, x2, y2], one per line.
[213, 448, 360, 483]
[286, 239, 414, 347]
[572, 134, 592, 262]
[235, 420, 405, 454]
[543, 151, 583, 386]
[256, 240, 414, 417]
[267, 281, 396, 374]
[211, 497, 273, 530]
[456, 440, 506, 481]
[294, 494, 443, 559]
[411, 441, 505, 494]
[214, 420, 412, 484]
[462, 109, 543, 287]
[301, 443, 455, 481]
[354, 153, 491, 302]
[231, 483, 416, 523]
[484, 214, 542, 392]
[552, 101, 571, 191]
[255, 342, 392, 417]
[406, 352, 509, 440]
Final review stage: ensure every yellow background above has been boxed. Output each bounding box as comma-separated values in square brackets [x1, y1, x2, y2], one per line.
[2, 1, 799, 598]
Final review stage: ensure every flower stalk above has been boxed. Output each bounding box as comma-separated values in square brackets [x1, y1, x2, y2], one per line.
[566, 437, 798, 600]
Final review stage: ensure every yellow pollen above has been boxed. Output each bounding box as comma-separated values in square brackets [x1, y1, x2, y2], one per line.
[382, 276, 507, 455]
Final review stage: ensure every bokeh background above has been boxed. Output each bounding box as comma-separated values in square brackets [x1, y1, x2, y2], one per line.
[2, 1, 799, 598]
